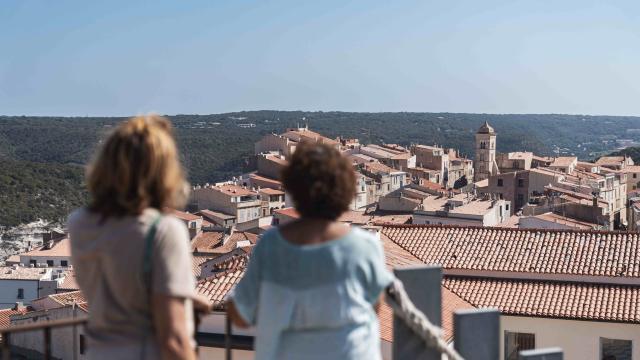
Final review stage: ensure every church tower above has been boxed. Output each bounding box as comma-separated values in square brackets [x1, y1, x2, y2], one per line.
[474, 121, 497, 182]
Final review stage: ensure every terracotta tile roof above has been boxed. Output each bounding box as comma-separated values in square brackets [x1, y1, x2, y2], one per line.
[338, 211, 372, 225]
[382, 224, 640, 278]
[533, 212, 597, 230]
[259, 188, 285, 195]
[58, 270, 79, 291]
[265, 154, 289, 166]
[48, 290, 86, 307]
[282, 129, 339, 146]
[248, 173, 283, 189]
[197, 209, 236, 221]
[380, 234, 474, 342]
[596, 156, 626, 166]
[202, 253, 249, 276]
[0, 266, 49, 280]
[166, 208, 201, 221]
[549, 156, 577, 167]
[192, 255, 214, 278]
[495, 215, 521, 228]
[213, 184, 257, 197]
[21, 238, 71, 257]
[371, 214, 412, 225]
[0, 307, 29, 328]
[274, 207, 300, 219]
[191, 232, 224, 252]
[418, 180, 446, 192]
[4, 255, 20, 264]
[444, 277, 640, 323]
[362, 161, 397, 175]
[197, 267, 246, 310]
[192, 231, 258, 255]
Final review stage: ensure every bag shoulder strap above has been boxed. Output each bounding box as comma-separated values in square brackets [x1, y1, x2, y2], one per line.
[143, 214, 163, 289]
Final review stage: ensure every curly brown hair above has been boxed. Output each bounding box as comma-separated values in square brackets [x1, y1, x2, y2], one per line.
[281, 141, 356, 221]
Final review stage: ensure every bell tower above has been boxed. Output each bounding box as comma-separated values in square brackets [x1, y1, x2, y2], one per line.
[474, 121, 496, 182]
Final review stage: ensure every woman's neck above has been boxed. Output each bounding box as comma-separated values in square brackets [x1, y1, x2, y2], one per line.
[280, 218, 350, 245]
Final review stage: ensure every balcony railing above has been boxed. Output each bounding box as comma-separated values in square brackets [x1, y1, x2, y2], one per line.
[0, 316, 88, 360]
[0, 266, 566, 360]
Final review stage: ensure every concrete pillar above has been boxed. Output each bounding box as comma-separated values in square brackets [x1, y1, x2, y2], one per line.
[392, 265, 442, 360]
[453, 308, 500, 360]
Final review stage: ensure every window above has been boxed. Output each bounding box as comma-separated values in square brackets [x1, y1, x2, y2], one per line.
[517, 194, 524, 204]
[17, 288, 24, 299]
[497, 179, 504, 187]
[30, 259, 36, 266]
[61, 260, 68, 267]
[600, 337, 631, 360]
[79, 334, 86, 355]
[47, 260, 54, 267]
[505, 331, 535, 360]
[506, 204, 510, 211]
[634, 174, 637, 179]
[518, 178, 524, 188]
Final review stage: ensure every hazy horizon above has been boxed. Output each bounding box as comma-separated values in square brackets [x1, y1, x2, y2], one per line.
[2, 1, 640, 117]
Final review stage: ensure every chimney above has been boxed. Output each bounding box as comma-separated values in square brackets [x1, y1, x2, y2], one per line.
[222, 227, 234, 245]
[13, 302, 25, 311]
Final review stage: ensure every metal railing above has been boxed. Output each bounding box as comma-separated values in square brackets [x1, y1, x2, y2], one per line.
[219, 265, 565, 360]
[0, 316, 88, 360]
[0, 265, 566, 360]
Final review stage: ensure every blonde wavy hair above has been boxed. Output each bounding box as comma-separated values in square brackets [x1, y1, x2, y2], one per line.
[87, 114, 188, 218]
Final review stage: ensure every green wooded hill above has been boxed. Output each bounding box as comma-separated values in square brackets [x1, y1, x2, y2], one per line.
[2, 111, 640, 227]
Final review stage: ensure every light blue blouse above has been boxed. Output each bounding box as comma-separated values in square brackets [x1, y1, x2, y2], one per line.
[230, 226, 394, 360]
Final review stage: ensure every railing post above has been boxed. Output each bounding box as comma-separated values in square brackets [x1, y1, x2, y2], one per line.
[2, 332, 10, 360]
[519, 347, 563, 360]
[453, 308, 500, 360]
[392, 265, 442, 360]
[225, 314, 232, 360]
[44, 327, 52, 360]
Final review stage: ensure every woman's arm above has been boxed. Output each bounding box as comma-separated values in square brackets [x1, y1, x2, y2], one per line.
[152, 295, 196, 360]
[226, 299, 250, 328]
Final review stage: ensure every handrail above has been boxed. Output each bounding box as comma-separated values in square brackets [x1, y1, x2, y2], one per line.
[0, 315, 88, 360]
[0, 316, 88, 334]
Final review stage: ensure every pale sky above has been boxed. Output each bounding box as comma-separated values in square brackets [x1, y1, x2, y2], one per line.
[1, 0, 640, 116]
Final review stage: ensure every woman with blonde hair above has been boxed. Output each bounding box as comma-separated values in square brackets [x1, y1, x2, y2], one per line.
[68, 115, 207, 360]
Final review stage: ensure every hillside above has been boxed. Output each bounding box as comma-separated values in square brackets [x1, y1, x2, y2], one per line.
[2, 111, 640, 227]
[0, 157, 86, 227]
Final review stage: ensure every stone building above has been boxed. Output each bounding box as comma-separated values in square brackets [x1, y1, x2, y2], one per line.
[474, 122, 499, 182]
[410, 144, 473, 188]
[191, 183, 261, 224]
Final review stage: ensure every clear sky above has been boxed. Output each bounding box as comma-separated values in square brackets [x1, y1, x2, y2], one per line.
[1, 0, 639, 116]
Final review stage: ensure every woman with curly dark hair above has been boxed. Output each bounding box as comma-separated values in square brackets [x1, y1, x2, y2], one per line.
[227, 141, 393, 360]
